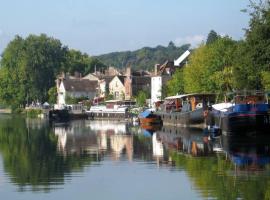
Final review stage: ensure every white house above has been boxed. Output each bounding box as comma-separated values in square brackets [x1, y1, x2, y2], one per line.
[151, 51, 190, 107]
[151, 76, 171, 107]
[57, 78, 98, 107]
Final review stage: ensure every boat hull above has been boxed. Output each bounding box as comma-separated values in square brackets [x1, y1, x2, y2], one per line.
[215, 111, 270, 136]
[139, 116, 162, 125]
[216, 111, 270, 135]
[157, 108, 205, 127]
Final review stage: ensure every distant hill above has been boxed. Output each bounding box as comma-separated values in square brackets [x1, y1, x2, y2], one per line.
[95, 42, 190, 71]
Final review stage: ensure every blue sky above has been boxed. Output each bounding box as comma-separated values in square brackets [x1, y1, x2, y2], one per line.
[0, 0, 250, 55]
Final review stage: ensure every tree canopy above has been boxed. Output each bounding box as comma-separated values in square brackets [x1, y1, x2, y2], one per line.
[0, 34, 106, 110]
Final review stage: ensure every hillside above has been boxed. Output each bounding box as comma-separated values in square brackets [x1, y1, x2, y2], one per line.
[95, 42, 190, 71]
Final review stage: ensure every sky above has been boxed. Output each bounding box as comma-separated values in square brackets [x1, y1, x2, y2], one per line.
[0, 0, 251, 56]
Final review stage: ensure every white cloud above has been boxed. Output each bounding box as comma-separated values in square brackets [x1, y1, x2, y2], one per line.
[174, 34, 205, 47]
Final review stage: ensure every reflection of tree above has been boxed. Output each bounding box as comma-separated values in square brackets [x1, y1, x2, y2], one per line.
[0, 116, 96, 192]
[170, 151, 270, 200]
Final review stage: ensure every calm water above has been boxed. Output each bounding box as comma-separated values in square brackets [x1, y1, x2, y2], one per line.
[0, 115, 270, 200]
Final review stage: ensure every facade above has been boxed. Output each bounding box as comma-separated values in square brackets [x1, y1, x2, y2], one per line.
[109, 76, 126, 100]
[151, 51, 191, 107]
[124, 67, 151, 100]
[57, 76, 98, 107]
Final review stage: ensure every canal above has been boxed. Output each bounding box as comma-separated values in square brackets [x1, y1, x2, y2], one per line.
[0, 115, 270, 199]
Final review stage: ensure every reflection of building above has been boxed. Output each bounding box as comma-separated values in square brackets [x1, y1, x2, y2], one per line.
[87, 120, 129, 134]
[152, 133, 164, 157]
[110, 135, 133, 161]
[53, 120, 134, 161]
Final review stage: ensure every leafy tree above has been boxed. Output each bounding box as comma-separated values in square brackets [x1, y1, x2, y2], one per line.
[234, 1, 270, 89]
[0, 34, 67, 109]
[136, 90, 149, 107]
[183, 37, 237, 94]
[0, 34, 106, 110]
[206, 30, 220, 45]
[65, 49, 106, 76]
[166, 68, 184, 96]
[48, 86, 57, 104]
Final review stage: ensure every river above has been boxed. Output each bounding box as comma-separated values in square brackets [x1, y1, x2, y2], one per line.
[0, 115, 270, 200]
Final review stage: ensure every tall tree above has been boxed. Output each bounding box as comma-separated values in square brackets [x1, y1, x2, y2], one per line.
[234, 1, 270, 90]
[183, 37, 236, 94]
[0, 34, 67, 109]
[166, 68, 185, 96]
[206, 30, 220, 45]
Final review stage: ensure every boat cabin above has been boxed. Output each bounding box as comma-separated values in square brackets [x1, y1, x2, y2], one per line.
[105, 100, 136, 109]
[234, 94, 266, 104]
[163, 93, 215, 113]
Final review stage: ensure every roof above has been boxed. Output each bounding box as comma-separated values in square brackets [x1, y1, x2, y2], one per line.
[139, 110, 152, 118]
[116, 76, 125, 85]
[165, 93, 215, 100]
[63, 79, 98, 92]
[132, 76, 151, 85]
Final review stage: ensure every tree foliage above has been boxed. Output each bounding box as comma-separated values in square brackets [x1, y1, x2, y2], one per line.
[136, 90, 149, 107]
[206, 30, 220, 45]
[166, 68, 184, 96]
[182, 36, 237, 94]
[0, 34, 106, 110]
[234, 1, 270, 89]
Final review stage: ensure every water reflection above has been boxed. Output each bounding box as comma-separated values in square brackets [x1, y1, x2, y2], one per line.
[1, 116, 270, 199]
[221, 134, 270, 172]
[0, 116, 98, 192]
[152, 126, 270, 199]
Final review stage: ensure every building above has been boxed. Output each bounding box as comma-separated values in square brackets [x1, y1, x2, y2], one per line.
[109, 76, 126, 100]
[124, 67, 151, 100]
[56, 74, 98, 107]
[151, 50, 190, 107]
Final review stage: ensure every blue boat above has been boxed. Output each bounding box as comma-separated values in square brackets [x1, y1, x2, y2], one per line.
[212, 91, 270, 134]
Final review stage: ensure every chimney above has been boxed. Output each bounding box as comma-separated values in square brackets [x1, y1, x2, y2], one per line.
[154, 64, 160, 76]
[126, 66, 131, 76]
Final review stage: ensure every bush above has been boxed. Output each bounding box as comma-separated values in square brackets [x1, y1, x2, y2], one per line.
[26, 109, 43, 118]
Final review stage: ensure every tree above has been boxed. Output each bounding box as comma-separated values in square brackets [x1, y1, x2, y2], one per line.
[65, 49, 106, 76]
[183, 37, 237, 94]
[0, 34, 67, 109]
[234, 1, 270, 89]
[0, 34, 107, 110]
[206, 30, 220, 45]
[48, 86, 57, 104]
[166, 68, 184, 96]
[136, 91, 149, 107]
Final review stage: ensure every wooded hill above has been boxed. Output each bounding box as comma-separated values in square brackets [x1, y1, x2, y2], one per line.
[96, 42, 190, 71]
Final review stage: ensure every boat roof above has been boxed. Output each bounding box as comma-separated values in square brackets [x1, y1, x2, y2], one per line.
[165, 93, 215, 100]
[105, 100, 136, 104]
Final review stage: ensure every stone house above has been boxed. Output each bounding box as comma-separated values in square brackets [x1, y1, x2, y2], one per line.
[109, 76, 126, 100]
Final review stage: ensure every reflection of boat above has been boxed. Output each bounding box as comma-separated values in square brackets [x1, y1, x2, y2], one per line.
[156, 126, 217, 156]
[212, 91, 270, 134]
[138, 110, 162, 125]
[49, 109, 70, 123]
[86, 100, 134, 120]
[157, 94, 215, 127]
[221, 134, 270, 171]
[140, 123, 162, 132]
